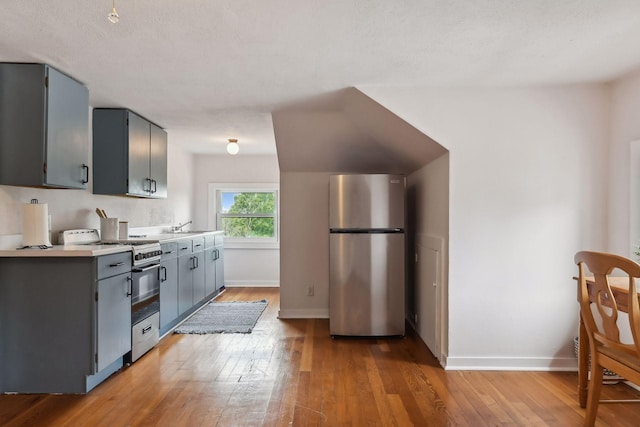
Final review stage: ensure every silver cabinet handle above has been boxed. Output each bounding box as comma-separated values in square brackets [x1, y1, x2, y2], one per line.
[126, 276, 132, 297]
[109, 262, 125, 267]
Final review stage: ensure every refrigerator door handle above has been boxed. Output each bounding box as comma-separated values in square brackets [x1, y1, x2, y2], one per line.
[330, 228, 404, 234]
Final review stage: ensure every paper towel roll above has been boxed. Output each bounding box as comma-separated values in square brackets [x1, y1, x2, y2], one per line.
[22, 202, 52, 247]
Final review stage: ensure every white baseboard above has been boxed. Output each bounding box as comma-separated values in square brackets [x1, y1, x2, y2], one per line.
[278, 308, 329, 319]
[444, 356, 578, 372]
[223, 280, 279, 287]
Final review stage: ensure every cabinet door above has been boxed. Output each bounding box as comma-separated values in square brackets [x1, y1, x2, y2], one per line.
[215, 244, 225, 291]
[45, 66, 89, 189]
[178, 254, 194, 315]
[192, 251, 205, 304]
[127, 112, 151, 197]
[149, 123, 167, 198]
[97, 273, 131, 372]
[159, 258, 178, 329]
[204, 248, 216, 296]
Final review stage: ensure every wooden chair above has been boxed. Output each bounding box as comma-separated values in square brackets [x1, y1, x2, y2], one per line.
[574, 251, 640, 426]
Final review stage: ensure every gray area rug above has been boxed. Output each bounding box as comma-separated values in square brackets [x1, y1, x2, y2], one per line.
[174, 299, 268, 334]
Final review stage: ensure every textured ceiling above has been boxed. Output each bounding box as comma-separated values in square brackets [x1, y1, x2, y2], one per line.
[3, 1, 640, 155]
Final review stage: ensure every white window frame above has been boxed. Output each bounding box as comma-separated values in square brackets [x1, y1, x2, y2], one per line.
[208, 183, 279, 249]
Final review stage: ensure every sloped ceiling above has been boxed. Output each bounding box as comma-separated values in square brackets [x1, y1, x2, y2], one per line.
[273, 88, 447, 174]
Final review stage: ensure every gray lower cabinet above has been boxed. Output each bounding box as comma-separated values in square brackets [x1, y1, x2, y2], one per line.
[0, 62, 90, 189]
[97, 270, 132, 372]
[159, 242, 179, 333]
[192, 238, 205, 304]
[204, 247, 216, 296]
[0, 252, 132, 394]
[92, 108, 167, 198]
[177, 240, 194, 315]
[204, 234, 224, 295]
[177, 237, 209, 315]
[214, 235, 225, 291]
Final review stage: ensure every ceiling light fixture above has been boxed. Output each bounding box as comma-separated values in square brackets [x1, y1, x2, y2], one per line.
[226, 138, 240, 155]
[108, 0, 120, 24]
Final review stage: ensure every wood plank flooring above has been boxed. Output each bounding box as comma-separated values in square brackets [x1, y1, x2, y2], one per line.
[1, 287, 639, 426]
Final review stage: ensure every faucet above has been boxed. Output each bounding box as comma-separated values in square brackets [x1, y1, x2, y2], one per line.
[172, 221, 192, 232]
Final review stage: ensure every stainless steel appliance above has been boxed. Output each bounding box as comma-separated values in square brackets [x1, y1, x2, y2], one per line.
[129, 242, 161, 362]
[59, 229, 161, 362]
[329, 174, 405, 337]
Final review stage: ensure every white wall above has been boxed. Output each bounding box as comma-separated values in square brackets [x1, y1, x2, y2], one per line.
[362, 85, 609, 370]
[0, 143, 194, 239]
[407, 153, 450, 362]
[279, 172, 331, 318]
[193, 154, 280, 286]
[608, 68, 640, 257]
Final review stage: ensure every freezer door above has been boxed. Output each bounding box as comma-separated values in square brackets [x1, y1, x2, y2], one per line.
[329, 232, 405, 336]
[329, 174, 405, 230]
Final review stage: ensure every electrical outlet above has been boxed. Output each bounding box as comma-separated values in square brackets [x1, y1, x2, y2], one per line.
[307, 285, 314, 296]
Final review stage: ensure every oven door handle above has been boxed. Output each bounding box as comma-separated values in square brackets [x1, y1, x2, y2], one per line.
[132, 263, 162, 273]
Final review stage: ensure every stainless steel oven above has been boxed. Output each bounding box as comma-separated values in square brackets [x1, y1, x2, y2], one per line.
[131, 262, 160, 324]
[128, 242, 162, 362]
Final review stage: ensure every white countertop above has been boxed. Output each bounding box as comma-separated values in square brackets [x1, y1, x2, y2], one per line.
[0, 244, 132, 257]
[0, 230, 223, 257]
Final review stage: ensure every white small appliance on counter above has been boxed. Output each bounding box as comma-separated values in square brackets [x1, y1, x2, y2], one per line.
[21, 199, 52, 248]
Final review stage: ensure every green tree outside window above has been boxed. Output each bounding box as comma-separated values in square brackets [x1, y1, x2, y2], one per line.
[222, 192, 275, 238]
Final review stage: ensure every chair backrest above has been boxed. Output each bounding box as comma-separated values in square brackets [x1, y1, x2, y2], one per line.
[574, 251, 640, 358]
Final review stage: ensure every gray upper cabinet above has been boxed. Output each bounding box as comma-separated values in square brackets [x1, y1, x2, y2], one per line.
[93, 108, 168, 198]
[0, 63, 90, 189]
[150, 123, 168, 198]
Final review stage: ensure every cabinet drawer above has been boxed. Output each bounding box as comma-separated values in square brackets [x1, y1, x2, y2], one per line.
[131, 312, 159, 362]
[204, 235, 215, 249]
[160, 242, 178, 261]
[192, 237, 204, 253]
[97, 252, 131, 280]
[177, 239, 192, 255]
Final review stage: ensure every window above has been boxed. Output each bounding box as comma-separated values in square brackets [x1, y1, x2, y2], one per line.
[209, 183, 279, 248]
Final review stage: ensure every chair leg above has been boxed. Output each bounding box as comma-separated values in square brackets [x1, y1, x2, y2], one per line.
[584, 363, 605, 427]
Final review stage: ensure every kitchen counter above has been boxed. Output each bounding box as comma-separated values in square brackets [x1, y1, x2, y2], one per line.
[0, 230, 224, 257]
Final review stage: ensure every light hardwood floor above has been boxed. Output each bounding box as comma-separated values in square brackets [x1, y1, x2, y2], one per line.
[1, 287, 639, 426]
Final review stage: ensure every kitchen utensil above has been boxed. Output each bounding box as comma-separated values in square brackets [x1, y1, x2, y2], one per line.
[96, 208, 105, 218]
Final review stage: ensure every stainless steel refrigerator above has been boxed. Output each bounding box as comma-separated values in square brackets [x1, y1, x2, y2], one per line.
[329, 174, 405, 337]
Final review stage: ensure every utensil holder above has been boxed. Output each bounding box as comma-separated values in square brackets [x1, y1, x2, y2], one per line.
[100, 218, 119, 241]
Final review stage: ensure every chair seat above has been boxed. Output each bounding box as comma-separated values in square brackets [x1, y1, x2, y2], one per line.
[599, 345, 640, 375]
